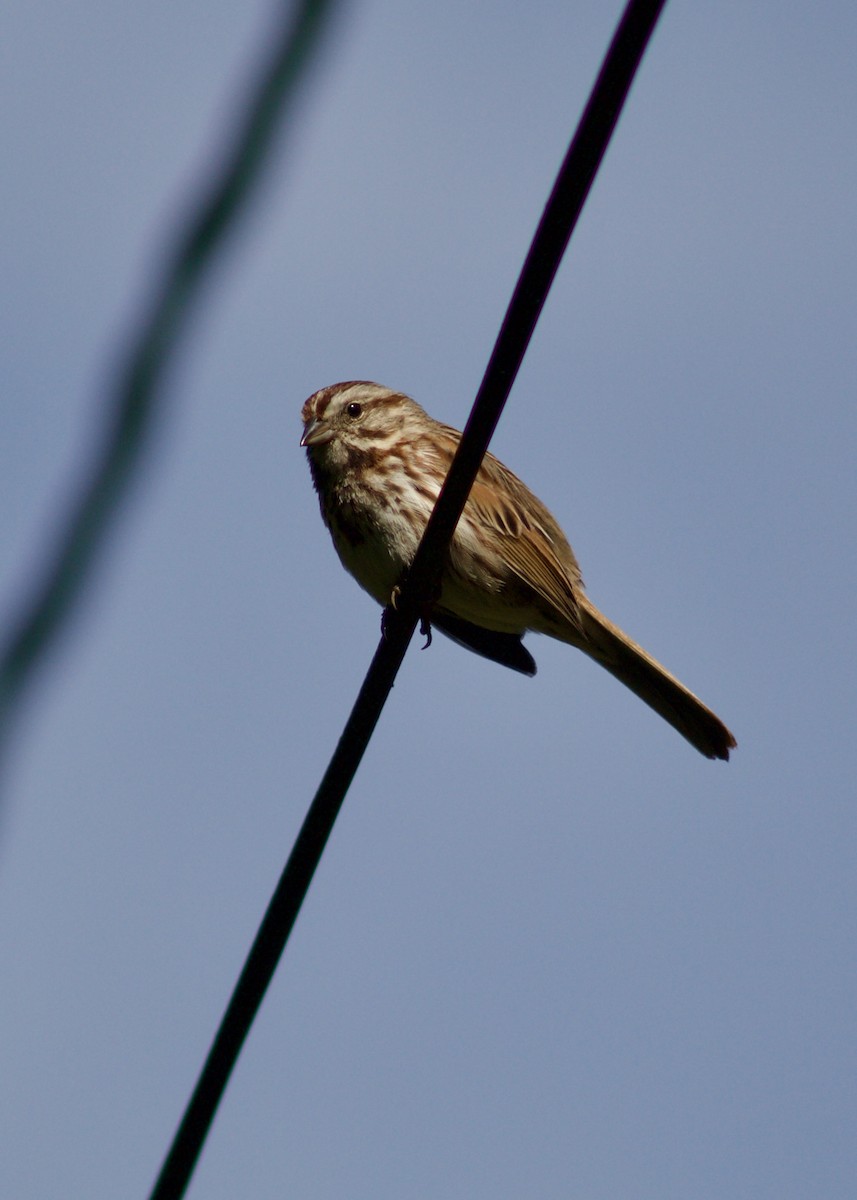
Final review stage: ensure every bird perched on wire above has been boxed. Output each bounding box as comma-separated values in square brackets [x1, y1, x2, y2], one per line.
[301, 381, 736, 761]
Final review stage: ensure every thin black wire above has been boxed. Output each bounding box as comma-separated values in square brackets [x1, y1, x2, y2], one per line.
[0, 0, 338, 769]
[147, 3, 668, 1197]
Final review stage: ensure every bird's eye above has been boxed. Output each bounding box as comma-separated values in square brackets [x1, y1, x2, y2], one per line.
[346, 402, 362, 418]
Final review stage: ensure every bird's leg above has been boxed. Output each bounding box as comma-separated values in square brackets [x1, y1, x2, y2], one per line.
[417, 578, 441, 649]
[380, 584, 402, 641]
[381, 582, 435, 649]
[419, 612, 433, 649]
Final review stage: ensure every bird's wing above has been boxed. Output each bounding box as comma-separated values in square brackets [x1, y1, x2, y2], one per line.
[465, 473, 584, 635]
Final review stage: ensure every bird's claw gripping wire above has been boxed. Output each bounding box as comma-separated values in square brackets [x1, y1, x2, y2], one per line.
[382, 585, 434, 649]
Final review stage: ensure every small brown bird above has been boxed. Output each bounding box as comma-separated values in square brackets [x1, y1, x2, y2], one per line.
[301, 381, 736, 760]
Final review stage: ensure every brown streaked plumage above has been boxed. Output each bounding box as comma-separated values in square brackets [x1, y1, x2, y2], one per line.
[301, 381, 736, 760]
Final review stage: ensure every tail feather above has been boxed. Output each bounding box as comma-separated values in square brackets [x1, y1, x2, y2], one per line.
[571, 596, 736, 760]
[433, 612, 537, 676]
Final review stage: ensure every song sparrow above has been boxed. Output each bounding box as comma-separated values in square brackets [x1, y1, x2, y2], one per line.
[301, 381, 736, 760]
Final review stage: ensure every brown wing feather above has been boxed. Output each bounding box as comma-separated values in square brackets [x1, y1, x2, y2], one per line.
[465, 455, 585, 637]
[426, 423, 584, 636]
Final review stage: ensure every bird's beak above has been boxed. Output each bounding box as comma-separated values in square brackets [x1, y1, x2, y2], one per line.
[300, 415, 335, 447]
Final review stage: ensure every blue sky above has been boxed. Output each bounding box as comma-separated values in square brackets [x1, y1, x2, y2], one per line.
[1, 2, 855, 1197]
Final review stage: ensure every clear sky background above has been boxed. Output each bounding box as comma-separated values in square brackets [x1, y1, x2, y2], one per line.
[1, 2, 855, 1197]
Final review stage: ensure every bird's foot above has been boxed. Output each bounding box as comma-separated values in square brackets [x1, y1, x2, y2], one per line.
[381, 584, 434, 648]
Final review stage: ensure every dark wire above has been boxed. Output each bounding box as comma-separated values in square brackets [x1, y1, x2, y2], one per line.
[147, 3, 668, 1197]
[0, 0, 338, 770]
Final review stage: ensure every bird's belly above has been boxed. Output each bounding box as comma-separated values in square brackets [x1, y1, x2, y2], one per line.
[328, 502, 418, 608]
[328, 497, 534, 635]
[437, 572, 531, 634]
[334, 534, 402, 607]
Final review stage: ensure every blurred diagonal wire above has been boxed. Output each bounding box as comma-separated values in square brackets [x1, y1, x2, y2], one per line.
[0, 0, 339, 768]
[148, 2, 668, 1197]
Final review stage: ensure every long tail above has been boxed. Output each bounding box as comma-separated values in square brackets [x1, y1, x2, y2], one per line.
[570, 595, 736, 760]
